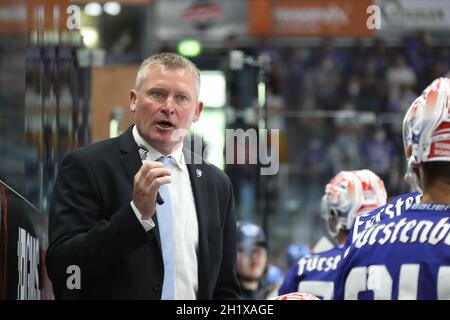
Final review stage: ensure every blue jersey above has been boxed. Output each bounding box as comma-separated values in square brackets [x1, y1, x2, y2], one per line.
[348, 192, 422, 244]
[278, 246, 343, 300]
[334, 200, 450, 300]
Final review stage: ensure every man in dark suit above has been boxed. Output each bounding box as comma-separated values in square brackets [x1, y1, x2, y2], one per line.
[46, 53, 240, 299]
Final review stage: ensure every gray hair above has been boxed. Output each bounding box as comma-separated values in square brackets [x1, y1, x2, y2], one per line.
[135, 52, 201, 97]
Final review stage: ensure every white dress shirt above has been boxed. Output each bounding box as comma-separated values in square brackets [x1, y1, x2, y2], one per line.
[131, 125, 199, 299]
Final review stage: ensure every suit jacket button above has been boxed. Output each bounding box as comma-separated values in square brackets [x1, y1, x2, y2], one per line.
[153, 283, 162, 292]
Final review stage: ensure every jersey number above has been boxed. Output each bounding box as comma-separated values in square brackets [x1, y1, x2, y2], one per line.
[298, 281, 334, 300]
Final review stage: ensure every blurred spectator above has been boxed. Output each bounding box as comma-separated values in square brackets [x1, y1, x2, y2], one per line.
[285, 245, 311, 271]
[313, 57, 341, 110]
[315, 37, 347, 72]
[345, 39, 367, 79]
[284, 48, 307, 110]
[298, 138, 328, 175]
[263, 264, 284, 299]
[386, 53, 417, 112]
[106, 26, 142, 64]
[257, 36, 281, 64]
[226, 120, 259, 220]
[327, 121, 361, 174]
[372, 38, 390, 79]
[395, 83, 418, 113]
[257, 37, 284, 97]
[357, 54, 388, 112]
[404, 32, 433, 89]
[361, 127, 400, 194]
[435, 47, 450, 74]
[236, 221, 269, 300]
[429, 47, 450, 83]
[220, 33, 257, 110]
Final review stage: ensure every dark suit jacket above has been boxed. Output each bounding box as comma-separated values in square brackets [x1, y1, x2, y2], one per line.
[46, 126, 240, 299]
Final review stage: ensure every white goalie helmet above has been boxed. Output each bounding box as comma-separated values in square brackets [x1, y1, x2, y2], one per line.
[320, 170, 387, 238]
[403, 77, 450, 192]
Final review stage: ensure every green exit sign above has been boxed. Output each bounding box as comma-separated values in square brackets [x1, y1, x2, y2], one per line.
[177, 39, 202, 57]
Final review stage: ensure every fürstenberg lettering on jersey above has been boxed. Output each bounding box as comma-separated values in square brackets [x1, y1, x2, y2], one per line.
[337, 208, 450, 299]
[352, 193, 422, 242]
[297, 253, 341, 276]
[278, 245, 343, 300]
[353, 217, 450, 248]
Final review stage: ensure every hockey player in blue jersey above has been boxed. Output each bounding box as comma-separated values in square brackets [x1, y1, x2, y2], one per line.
[278, 169, 387, 299]
[334, 77, 450, 300]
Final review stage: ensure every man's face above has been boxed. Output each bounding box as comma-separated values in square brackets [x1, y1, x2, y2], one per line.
[130, 64, 203, 154]
[237, 244, 268, 281]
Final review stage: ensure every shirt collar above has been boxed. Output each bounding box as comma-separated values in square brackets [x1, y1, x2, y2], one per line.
[132, 125, 186, 171]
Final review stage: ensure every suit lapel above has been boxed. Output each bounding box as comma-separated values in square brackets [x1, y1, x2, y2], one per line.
[119, 127, 142, 185]
[119, 126, 162, 250]
[184, 149, 210, 299]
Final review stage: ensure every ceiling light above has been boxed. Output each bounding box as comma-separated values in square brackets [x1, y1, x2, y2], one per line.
[104, 2, 121, 16]
[84, 2, 102, 16]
